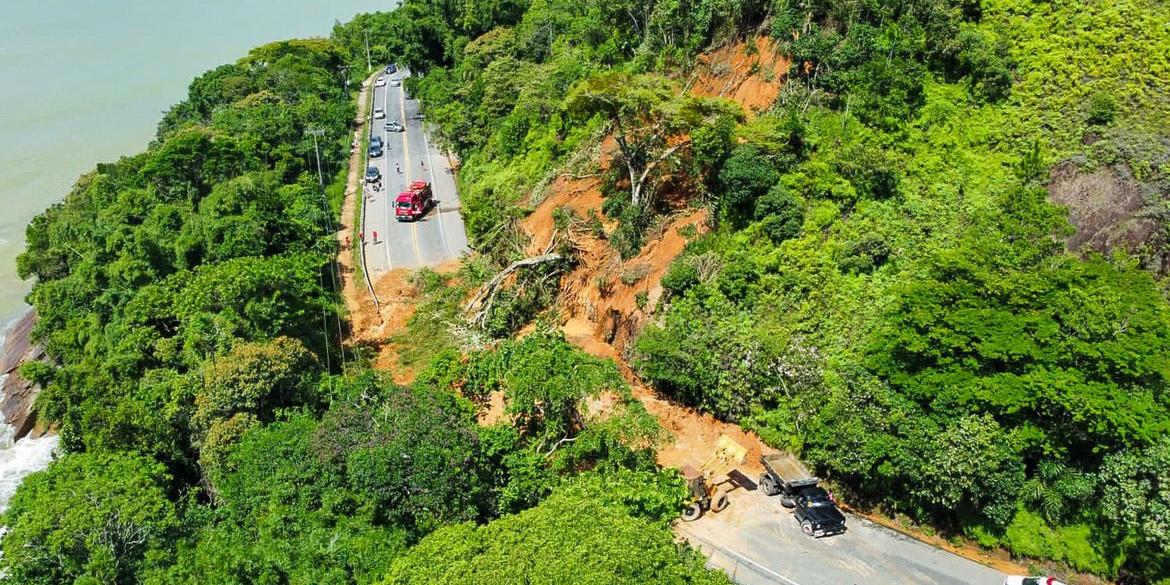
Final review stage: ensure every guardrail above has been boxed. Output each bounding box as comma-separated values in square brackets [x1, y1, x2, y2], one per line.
[356, 72, 380, 310]
[680, 528, 801, 585]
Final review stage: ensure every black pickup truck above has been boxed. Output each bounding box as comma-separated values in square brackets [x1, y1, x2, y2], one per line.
[759, 453, 847, 537]
[792, 486, 847, 537]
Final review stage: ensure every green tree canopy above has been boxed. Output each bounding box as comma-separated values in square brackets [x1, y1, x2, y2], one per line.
[1, 453, 179, 585]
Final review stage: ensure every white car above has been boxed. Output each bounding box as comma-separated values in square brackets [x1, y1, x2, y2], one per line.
[1004, 577, 1066, 585]
[373, 108, 385, 120]
[390, 77, 401, 87]
[375, 77, 386, 87]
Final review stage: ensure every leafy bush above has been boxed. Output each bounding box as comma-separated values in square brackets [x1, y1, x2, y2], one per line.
[1087, 91, 1118, 126]
[718, 144, 779, 223]
[754, 183, 804, 244]
[1001, 509, 1113, 576]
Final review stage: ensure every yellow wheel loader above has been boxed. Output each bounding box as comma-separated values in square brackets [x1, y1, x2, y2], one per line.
[680, 435, 748, 522]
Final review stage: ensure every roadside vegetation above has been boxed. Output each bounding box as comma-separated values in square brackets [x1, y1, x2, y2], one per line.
[5, 0, 1169, 584]
[3, 22, 721, 585]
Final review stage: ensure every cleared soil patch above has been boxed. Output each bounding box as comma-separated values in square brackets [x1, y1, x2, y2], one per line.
[367, 260, 462, 385]
[691, 37, 788, 116]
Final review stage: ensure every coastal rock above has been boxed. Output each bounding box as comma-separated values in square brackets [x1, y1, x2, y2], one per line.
[1, 310, 44, 440]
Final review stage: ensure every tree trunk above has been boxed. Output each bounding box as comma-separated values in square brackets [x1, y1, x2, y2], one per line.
[465, 253, 563, 326]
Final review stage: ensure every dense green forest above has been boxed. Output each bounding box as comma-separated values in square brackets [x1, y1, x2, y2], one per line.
[3, 30, 720, 585]
[5, 0, 1169, 584]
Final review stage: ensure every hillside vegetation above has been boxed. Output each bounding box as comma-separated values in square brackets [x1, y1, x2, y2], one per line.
[4, 0, 1169, 584]
[339, 0, 1170, 581]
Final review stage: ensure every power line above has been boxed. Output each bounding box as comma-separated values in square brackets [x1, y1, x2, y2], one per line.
[307, 127, 349, 372]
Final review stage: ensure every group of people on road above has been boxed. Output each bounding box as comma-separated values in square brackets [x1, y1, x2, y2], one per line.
[392, 159, 426, 174]
[355, 230, 379, 245]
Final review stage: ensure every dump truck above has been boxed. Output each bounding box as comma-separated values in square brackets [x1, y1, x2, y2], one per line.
[759, 452, 846, 537]
[680, 435, 748, 522]
[395, 180, 433, 221]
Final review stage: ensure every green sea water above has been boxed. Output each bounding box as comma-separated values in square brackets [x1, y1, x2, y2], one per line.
[0, 0, 388, 327]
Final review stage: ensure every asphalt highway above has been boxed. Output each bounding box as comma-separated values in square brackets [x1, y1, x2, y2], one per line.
[680, 486, 1010, 585]
[361, 68, 469, 276]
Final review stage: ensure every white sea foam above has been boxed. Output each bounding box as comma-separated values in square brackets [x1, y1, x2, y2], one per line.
[0, 421, 57, 514]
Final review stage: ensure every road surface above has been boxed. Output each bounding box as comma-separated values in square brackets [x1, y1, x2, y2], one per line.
[361, 68, 469, 276]
[680, 487, 1009, 585]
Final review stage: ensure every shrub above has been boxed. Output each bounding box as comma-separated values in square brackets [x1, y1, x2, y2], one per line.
[661, 258, 700, 296]
[1087, 91, 1117, 126]
[755, 183, 804, 244]
[718, 144, 779, 224]
[838, 233, 891, 274]
[1002, 509, 1114, 576]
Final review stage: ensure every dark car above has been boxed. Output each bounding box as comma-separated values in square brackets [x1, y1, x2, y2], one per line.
[368, 135, 383, 157]
[365, 166, 381, 183]
[793, 487, 846, 537]
[385, 63, 397, 74]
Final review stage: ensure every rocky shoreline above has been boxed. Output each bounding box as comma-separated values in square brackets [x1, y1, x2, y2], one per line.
[0, 309, 47, 440]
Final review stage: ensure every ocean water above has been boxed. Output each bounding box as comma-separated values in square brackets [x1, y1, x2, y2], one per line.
[0, 0, 389, 515]
[0, 0, 389, 325]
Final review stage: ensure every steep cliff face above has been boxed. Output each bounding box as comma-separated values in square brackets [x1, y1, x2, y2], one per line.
[0, 310, 45, 440]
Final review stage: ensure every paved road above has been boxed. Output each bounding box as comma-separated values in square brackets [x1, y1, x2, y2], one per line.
[680, 487, 1008, 585]
[362, 68, 469, 276]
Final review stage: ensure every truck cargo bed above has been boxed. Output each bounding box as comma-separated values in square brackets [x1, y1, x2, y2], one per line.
[761, 452, 817, 485]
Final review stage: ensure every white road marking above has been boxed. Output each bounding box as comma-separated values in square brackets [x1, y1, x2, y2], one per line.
[419, 116, 449, 257]
[398, 73, 422, 267]
[681, 528, 806, 585]
[381, 81, 393, 271]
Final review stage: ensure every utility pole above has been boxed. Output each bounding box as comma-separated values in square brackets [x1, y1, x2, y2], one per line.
[363, 29, 372, 71]
[308, 128, 326, 188]
[339, 65, 350, 97]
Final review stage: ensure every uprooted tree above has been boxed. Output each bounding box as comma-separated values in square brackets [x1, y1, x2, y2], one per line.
[565, 73, 742, 209]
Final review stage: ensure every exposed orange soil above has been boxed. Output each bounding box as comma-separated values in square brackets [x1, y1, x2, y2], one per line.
[365, 260, 462, 385]
[562, 318, 768, 475]
[691, 37, 788, 117]
[518, 162, 768, 474]
[478, 390, 508, 426]
[507, 39, 785, 472]
[523, 175, 607, 252]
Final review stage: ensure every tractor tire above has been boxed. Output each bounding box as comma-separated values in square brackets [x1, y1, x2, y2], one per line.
[801, 520, 815, 536]
[780, 496, 796, 509]
[681, 503, 703, 522]
[711, 492, 730, 513]
[760, 475, 779, 496]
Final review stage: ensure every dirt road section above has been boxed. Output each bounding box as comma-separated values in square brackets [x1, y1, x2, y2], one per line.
[338, 71, 381, 321]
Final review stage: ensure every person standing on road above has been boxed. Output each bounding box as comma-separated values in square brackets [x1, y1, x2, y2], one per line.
[395, 162, 401, 173]
[372, 230, 379, 244]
